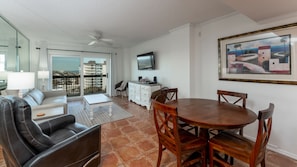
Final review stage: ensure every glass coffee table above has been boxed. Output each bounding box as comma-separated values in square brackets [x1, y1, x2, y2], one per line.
[83, 94, 113, 120]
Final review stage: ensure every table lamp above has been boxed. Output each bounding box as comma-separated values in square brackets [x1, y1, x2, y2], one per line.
[38, 70, 49, 91]
[0, 71, 8, 81]
[7, 72, 35, 98]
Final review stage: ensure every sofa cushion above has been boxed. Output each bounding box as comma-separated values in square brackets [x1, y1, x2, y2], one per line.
[23, 95, 38, 107]
[42, 96, 67, 105]
[12, 96, 54, 152]
[28, 88, 45, 105]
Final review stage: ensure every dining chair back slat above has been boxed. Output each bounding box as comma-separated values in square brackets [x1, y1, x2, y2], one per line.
[165, 88, 178, 102]
[217, 89, 247, 108]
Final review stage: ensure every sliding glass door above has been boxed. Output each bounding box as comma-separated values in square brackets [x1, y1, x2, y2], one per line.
[83, 57, 108, 95]
[50, 50, 111, 97]
[52, 56, 81, 96]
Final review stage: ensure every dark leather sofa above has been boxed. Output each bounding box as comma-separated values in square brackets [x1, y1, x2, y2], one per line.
[0, 96, 101, 167]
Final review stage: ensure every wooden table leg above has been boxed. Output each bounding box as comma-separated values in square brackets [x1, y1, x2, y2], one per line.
[199, 128, 210, 167]
[199, 128, 209, 141]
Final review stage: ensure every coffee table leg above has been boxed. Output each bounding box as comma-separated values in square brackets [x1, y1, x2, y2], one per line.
[83, 99, 86, 111]
[108, 103, 112, 117]
[90, 106, 94, 120]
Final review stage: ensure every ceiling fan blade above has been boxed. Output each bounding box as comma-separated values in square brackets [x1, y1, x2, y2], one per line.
[88, 41, 97, 45]
[89, 34, 99, 40]
[101, 38, 113, 42]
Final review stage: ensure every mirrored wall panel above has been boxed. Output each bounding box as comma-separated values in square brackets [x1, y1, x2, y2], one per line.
[0, 15, 30, 90]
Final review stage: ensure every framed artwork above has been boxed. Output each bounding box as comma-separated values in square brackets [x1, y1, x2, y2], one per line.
[218, 23, 297, 85]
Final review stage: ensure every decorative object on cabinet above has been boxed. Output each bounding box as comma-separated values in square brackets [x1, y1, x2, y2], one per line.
[128, 81, 161, 110]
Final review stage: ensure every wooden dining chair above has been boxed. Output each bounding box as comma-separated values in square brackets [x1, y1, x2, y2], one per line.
[151, 87, 169, 104]
[165, 88, 199, 136]
[217, 89, 247, 109]
[151, 88, 198, 136]
[152, 100, 207, 167]
[164, 88, 178, 102]
[208, 103, 274, 167]
[216, 89, 248, 135]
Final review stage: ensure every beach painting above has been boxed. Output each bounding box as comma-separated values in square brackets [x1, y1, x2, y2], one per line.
[226, 35, 291, 74]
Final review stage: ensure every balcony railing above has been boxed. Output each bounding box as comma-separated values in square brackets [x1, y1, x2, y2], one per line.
[52, 74, 107, 97]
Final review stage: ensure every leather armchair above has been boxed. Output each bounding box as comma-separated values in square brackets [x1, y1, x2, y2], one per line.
[0, 96, 101, 167]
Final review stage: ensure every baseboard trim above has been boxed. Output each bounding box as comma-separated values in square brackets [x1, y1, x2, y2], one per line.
[245, 135, 297, 160]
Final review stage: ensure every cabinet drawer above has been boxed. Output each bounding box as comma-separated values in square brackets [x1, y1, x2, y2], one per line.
[141, 86, 150, 91]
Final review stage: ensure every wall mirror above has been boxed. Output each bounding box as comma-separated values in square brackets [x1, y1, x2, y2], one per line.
[0, 15, 30, 90]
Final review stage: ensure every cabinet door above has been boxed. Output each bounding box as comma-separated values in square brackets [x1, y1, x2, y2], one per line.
[134, 84, 141, 103]
[128, 82, 135, 101]
[140, 85, 151, 104]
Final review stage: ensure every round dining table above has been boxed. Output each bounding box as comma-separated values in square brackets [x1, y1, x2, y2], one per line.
[167, 98, 257, 139]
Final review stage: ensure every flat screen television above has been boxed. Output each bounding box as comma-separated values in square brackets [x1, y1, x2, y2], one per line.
[137, 52, 155, 70]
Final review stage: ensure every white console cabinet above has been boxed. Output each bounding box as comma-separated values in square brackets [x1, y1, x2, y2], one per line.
[128, 81, 161, 110]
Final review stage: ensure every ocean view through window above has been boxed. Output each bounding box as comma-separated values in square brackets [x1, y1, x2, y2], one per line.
[52, 56, 108, 97]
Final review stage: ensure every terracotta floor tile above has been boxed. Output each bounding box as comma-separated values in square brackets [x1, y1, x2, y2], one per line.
[127, 131, 146, 142]
[110, 136, 130, 150]
[101, 141, 113, 156]
[99, 152, 120, 167]
[136, 139, 155, 152]
[128, 157, 153, 167]
[266, 151, 297, 167]
[126, 117, 139, 123]
[104, 128, 122, 138]
[141, 126, 156, 136]
[117, 146, 141, 162]
[146, 149, 159, 164]
[115, 119, 130, 127]
[121, 125, 137, 134]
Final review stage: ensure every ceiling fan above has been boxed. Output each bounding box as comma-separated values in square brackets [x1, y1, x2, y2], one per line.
[88, 31, 113, 46]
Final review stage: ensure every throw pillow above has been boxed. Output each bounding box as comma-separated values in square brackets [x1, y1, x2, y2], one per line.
[23, 95, 38, 106]
[28, 88, 45, 105]
[12, 96, 54, 152]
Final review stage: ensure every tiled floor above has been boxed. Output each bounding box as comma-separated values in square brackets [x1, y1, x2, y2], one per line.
[99, 97, 297, 167]
[1, 96, 297, 167]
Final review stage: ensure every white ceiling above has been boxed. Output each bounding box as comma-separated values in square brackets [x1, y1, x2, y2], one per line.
[0, 0, 297, 48]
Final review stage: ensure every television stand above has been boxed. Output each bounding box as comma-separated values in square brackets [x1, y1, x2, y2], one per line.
[128, 81, 161, 110]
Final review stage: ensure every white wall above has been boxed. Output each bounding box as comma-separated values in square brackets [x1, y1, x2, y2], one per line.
[128, 13, 297, 159]
[129, 24, 192, 98]
[198, 13, 297, 159]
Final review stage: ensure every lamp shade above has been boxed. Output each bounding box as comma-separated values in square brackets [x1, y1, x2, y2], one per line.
[0, 71, 7, 81]
[38, 71, 49, 79]
[7, 72, 35, 90]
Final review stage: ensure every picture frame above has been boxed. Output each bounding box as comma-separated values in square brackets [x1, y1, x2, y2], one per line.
[218, 23, 297, 85]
